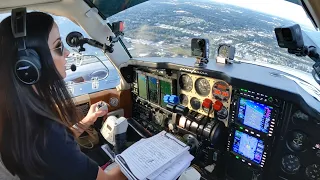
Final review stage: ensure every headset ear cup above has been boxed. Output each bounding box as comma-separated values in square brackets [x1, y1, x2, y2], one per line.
[15, 49, 41, 85]
[25, 49, 41, 70]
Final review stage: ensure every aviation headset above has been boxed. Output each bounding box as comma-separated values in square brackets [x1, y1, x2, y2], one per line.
[11, 7, 41, 85]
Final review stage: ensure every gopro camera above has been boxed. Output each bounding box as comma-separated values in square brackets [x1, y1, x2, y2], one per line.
[274, 24, 304, 49]
[111, 21, 124, 35]
[191, 38, 209, 58]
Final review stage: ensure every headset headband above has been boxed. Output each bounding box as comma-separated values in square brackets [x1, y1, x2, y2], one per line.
[11, 7, 27, 50]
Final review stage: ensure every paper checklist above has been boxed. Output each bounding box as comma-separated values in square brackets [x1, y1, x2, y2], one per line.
[115, 131, 194, 180]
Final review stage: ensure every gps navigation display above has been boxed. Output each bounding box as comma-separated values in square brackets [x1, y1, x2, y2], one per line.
[138, 74, 147, 99]
[237, 98, 273, 133]
[148, 76, 158, 104]
[160, 80, 172, 107]
[232, 130, 265, 164]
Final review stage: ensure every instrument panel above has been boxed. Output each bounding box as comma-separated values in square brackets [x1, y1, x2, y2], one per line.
[178, 72, 232, 126]
[123, 61, 320, 180]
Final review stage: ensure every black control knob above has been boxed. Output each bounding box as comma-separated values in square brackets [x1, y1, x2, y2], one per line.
[305, 164, 320, 180]
[147, 125, 154, 132]
[210, 121, 226, 146]
[287, 131, 308, 152]
[281, 154, 301, 174]
[142, 121, 148, 127]
[175, 105, 189, 116]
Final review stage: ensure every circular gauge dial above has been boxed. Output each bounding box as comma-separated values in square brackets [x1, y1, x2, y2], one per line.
[217, 106, 228, 119]
[180, 94, 189, 106]
[287, 131, 308, 152]
[179, 74, 193, 92]
[218, 45, 230, 58]
[109, 97, 119, 107]
[281, 154, 300, 174]
[190, 97, 201, 110]
[306, 164, 320, 180]
[195, 78, 210, 96]
[213, 81, 230, 101]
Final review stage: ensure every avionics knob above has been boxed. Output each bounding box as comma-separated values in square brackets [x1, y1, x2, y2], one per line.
[147, 125, 154, 132]
[175, 105, 189, 116]
[142, 121, 148, 127]
[210, 120, 226, 146]
[168, 123, 177, 132]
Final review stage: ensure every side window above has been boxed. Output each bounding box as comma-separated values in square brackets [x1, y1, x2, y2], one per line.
[53, 15, 120, 96]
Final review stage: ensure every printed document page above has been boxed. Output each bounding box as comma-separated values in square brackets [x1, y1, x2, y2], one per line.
[115, 131, 189, 180]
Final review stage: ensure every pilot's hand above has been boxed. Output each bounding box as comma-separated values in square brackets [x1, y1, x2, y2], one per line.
[81, 101, 108, 127]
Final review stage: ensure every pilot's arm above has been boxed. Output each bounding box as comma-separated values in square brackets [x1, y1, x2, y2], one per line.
[70, 101, 108, 138]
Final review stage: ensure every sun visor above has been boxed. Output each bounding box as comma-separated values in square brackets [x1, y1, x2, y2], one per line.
[301, 0, 320, 30]
[88, 0, 148, 18]
[0, 0, 60, 10]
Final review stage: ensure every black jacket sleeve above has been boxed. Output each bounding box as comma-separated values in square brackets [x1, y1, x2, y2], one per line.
[37, 121, 99, 180]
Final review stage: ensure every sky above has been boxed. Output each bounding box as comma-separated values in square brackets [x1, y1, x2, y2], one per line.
[212, 0, 315, 30]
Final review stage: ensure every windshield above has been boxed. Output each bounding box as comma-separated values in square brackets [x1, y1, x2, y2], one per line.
[99, 0, 318, 74]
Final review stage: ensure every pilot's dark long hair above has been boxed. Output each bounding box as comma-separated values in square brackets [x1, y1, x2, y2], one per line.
[0, 12, 79, 177]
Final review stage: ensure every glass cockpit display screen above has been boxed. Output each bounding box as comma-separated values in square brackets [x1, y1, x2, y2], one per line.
[232, 130, 265, 164]
[160, 80, 172, 107]
[148, 76, 158, 103]
[237, 98, 273, 133]
[138, 74, 147, 99]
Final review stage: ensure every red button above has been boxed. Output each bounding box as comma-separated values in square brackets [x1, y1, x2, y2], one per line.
[202, 98, 213, 109]
[213, 100, 223, 111]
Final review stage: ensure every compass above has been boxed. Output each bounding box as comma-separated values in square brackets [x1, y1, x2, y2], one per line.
[217, 44, 236, 64]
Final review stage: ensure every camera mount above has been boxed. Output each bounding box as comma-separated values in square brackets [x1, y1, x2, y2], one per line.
[274, 24, 320, 84]
[191, 38, 210, 68]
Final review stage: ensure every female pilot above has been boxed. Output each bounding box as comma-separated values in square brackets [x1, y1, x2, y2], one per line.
[0, 11, 126, 180]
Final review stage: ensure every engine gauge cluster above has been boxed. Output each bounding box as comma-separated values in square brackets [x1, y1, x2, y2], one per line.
[213, 81, 230, 101]
[178, 72, 232, 126]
